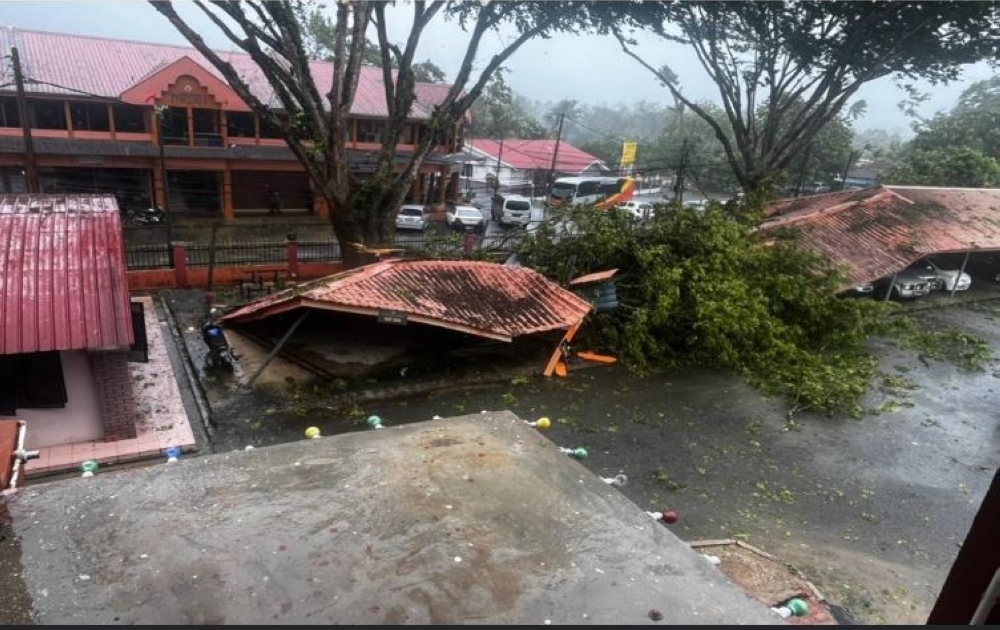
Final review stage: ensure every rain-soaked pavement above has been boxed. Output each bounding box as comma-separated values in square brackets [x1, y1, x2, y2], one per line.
[3, 290, 998, 624]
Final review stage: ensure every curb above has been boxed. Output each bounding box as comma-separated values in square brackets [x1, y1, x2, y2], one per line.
[159, 294, 215, 443]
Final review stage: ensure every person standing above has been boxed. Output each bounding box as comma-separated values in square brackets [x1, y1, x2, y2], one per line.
[269, 190, 283, 214]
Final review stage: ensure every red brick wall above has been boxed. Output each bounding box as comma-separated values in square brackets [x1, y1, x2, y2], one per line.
[88, 352, 137, 441]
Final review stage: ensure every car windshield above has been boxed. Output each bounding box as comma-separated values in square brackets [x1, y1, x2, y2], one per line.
[551, 184, 576, 199]
[399, 208, 423, 217]
[506, 201, 530, 211]
[457, 208, 480, 218]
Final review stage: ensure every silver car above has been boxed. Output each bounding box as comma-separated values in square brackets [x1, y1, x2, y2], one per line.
[395, 205, 429, 231]
[876, 268, 931, 300]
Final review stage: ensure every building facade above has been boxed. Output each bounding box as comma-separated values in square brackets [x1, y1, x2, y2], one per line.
[0, 28, 465, 221]
[461, 138, 609, 199]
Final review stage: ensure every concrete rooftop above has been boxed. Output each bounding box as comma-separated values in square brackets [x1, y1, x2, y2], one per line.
[6, 412, 778, 624]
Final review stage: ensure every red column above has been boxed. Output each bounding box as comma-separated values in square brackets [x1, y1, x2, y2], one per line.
[171, 241, 188, 288]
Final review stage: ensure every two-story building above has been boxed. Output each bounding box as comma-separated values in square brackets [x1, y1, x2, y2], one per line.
[0, 27, 465, 221]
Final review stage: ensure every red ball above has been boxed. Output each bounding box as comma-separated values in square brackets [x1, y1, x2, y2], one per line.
[662, 510, 678, 524]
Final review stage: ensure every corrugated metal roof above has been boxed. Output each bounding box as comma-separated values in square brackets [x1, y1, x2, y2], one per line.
[0, 27, 451, 120]
[763, 187, 884, 218]
[0, 194, 133, 355]
[761, 186, 1000, 288]
[466, 139, 608, 174]
[221, 260, 592, 341]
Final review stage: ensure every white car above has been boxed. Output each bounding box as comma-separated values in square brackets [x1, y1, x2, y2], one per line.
[615, 200, 655, 222]
[446, 205, 486, 233]
[395, 204, 429, 231]
[919, 256, 972, 292]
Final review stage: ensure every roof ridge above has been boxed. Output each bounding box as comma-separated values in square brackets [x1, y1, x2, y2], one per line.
[6, 25, 245, 56]
[5, 26, 443, 88]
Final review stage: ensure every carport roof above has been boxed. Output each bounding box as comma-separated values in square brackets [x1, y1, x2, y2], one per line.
[761, 186, 1000, 288]
[221, 260, 593, 342]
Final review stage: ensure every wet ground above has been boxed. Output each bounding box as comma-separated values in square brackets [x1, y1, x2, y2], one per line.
[5, 289, 994, 624]
[180, 290, 1000, 625]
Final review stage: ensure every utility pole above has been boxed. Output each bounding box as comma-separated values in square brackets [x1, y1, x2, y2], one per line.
[547, 113, 565, 196]
[495, 136, 504, 196]
[154, 105, 175, 255]
[673, 137, 690, 206]
[794, 143, 813, 197]
[839, 148, 861, 191]
[10, 46, 39, 193]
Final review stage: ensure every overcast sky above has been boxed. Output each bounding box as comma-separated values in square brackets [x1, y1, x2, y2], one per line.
[2, 0, 994, 137]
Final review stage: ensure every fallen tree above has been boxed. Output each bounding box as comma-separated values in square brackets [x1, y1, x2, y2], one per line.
[519, 197, 990, 416]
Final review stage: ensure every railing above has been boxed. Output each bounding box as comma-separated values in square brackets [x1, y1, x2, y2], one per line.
[124, 232, 523, 272]
[297, 240, 340, 262]
[186, 240, 287, 266]
[193, 133, 224, 147]
[125, 244, 172, 270]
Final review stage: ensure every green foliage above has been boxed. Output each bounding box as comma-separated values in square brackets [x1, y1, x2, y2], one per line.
[889, 76, 1000, 187]
[520, 200, 893, 417]
[469, 70, 547, 139]
[601, 1, 1000, 193]
[888, 147, 1000, 188]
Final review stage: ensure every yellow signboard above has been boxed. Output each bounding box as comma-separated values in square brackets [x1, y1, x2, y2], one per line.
[620, 141, 638, 167]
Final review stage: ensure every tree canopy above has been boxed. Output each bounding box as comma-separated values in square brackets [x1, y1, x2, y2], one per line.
[887, 76, 1000, 187]
[151, 0, 585, 264]
[468, 70, 547, 139]
[602, 1, 1000, 195]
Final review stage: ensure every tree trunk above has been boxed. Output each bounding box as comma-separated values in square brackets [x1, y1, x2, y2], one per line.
[326, 178, 408, 270]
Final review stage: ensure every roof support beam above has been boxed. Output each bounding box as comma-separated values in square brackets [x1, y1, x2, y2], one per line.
[950, 251, 971, 299]
[247, 310, 310, 386]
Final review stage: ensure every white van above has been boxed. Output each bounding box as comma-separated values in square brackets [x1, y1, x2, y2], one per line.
[491, 194, 533, 227]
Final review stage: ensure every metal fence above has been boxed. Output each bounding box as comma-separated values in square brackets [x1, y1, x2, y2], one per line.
[186, 241, 287, 267]
[298, 240, 340, 262]
[125, 244, 172, 270]
[124, 232, 523, 271]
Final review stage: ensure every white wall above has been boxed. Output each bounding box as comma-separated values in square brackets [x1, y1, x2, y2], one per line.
[20, 351, 104, 449]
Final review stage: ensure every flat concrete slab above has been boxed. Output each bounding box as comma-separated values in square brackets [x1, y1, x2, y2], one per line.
[8, 412, 778, 625]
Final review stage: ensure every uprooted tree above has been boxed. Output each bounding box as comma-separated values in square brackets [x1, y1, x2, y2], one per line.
[151, 0, 583, 266]
[602, 1, 1000, 195]
[519, 199, 993, 417]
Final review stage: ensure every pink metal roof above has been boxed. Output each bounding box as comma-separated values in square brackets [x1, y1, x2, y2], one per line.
[1, 28, 451, 120]
[761, 186, 1000, 288]
[0, 195, 134, 355]
[221, 260, 592, 341]
[467, 138, 608, 174]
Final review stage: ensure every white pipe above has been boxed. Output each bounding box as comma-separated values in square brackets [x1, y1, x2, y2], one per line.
[971, 567, 1000, 625]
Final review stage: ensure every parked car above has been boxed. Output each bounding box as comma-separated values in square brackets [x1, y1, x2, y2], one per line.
[842, 282, 876, 298]
[963, 253, 1000, 284]
[615, 200, 655, 222]
[913, 256, 972, 292]
[875, 267, 931, 301]
[447, 205, 487, 233]
[491, 194, 533, 227]
[395, 204, 429, 231]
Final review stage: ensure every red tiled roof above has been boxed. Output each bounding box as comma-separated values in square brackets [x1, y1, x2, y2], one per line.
[467, 138, 608, 174]
[761, 186, 1000, 288]
[0, 195, 133, 355]
[763, 187, 884, 218]
[0, 27, 450, 120]
[221, 260, 592, 341]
